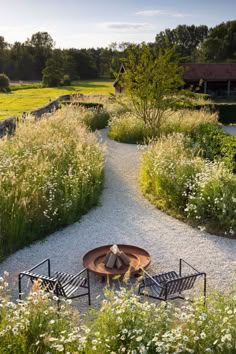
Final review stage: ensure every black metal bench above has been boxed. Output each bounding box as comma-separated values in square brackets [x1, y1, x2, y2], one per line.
[18, 258, 91, 305]
[138, 259, 206, 303]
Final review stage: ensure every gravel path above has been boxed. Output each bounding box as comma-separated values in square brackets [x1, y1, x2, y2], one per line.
[222, 125, 236, 136]
[0, 129, 235, 308]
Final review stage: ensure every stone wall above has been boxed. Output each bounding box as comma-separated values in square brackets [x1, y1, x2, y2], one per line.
[0, 116, 17, 138]
[0, 94, 71, 138]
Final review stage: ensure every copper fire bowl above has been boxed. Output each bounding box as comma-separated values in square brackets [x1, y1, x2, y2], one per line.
[83, 244, 151, 276]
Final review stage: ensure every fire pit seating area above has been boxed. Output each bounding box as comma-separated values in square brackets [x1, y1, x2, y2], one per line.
[18, 253, 206, 306]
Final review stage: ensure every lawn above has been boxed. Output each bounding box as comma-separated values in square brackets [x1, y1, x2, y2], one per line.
[0, 79, 114, 120]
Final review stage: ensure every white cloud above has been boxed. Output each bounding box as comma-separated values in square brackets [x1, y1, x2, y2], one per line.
[136, 10, 161, 17]
[136, 9, 190, 18]
[100, 22, 153, 33]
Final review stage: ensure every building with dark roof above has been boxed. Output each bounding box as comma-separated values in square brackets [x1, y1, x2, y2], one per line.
[114, 63, 236, 96]
[183, 63, 236, 96]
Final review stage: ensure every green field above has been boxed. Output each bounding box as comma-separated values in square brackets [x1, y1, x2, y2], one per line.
[0, 79, 114, 120]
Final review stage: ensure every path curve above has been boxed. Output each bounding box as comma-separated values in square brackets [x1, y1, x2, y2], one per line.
[0, 129, 235, 304]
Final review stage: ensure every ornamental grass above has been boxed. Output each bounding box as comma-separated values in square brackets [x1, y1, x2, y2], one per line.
[0, 106, 104, 260]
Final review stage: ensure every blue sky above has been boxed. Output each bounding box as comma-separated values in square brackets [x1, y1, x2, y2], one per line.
[1, 0, 236, 48]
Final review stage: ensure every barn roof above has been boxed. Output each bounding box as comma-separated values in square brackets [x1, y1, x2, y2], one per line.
[183, 63, 236, 81]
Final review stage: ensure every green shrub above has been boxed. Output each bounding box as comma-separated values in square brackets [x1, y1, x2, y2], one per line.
[0, 73, 10, 92]
[140, 134, 204, 212]
[215, 103, 236, 124]
[192, 123, 236, 173]
[108, 113, 153, 144]
[78, 106, 110, 130]
[185, 162, 236, 236]
[0, 106, 104, 260]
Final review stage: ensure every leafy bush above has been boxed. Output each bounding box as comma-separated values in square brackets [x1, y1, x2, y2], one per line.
[0, 73, 10, 92]
[192, 123, 236, 173]
[140, 134, 204, 212]
[108, 113, 153, 144]
[0, 276, 235, 354]
[185, 162, 236, 236]
[0, 106, 104, 259]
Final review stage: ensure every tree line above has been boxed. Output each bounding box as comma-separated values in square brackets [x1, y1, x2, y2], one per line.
[0, 20, 235, 84]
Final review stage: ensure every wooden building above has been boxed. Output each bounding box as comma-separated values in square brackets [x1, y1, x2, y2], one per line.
[114, 63, 236, 96]
[113, 63, 126, 94]
[183, 63, 236, 96]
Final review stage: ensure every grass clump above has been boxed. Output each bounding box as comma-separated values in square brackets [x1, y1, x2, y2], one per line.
[140, 134, 204, 213]
[159, 109, 218, 136]
[108, 113, 152, 144]
[140, 134, 236, 236]
[108, 107, 218, 144]
[0, 274, 235, 354]
[0, 106, 104, 260]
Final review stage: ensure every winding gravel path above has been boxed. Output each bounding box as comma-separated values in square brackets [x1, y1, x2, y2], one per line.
[0, 129, 236, 307]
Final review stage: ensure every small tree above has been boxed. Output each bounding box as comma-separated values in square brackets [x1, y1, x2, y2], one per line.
[0, 73, 10, 92]
[122, 44, 185, 134]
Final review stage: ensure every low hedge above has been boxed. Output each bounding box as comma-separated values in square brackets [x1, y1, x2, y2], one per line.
[73, 101, 103, 109]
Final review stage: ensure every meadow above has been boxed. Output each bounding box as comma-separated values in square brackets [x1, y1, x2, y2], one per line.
[0, 79, 113, 120]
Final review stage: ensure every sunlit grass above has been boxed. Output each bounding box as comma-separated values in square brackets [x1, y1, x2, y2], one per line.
[0, 79, 114, 120]
[0, 106, 104, 259]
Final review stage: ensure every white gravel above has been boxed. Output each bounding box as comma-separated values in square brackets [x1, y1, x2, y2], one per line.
[0, 129, 236, 308]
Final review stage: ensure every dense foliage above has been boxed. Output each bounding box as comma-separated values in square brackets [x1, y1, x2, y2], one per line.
[0, 20, 236, 82]
[0, 107, 104, 260]
[0, 276, 235, 354]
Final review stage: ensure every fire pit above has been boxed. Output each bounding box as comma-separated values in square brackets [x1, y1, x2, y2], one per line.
[83, 244, 151, 276]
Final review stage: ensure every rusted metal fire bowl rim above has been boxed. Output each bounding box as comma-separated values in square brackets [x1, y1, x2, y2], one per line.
[83, 244, 151, 276]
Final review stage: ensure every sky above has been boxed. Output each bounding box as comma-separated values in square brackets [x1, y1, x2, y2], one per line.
[1, 0, 236, 49]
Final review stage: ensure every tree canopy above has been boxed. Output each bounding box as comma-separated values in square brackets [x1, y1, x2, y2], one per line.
[0, 21, 235, 84]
